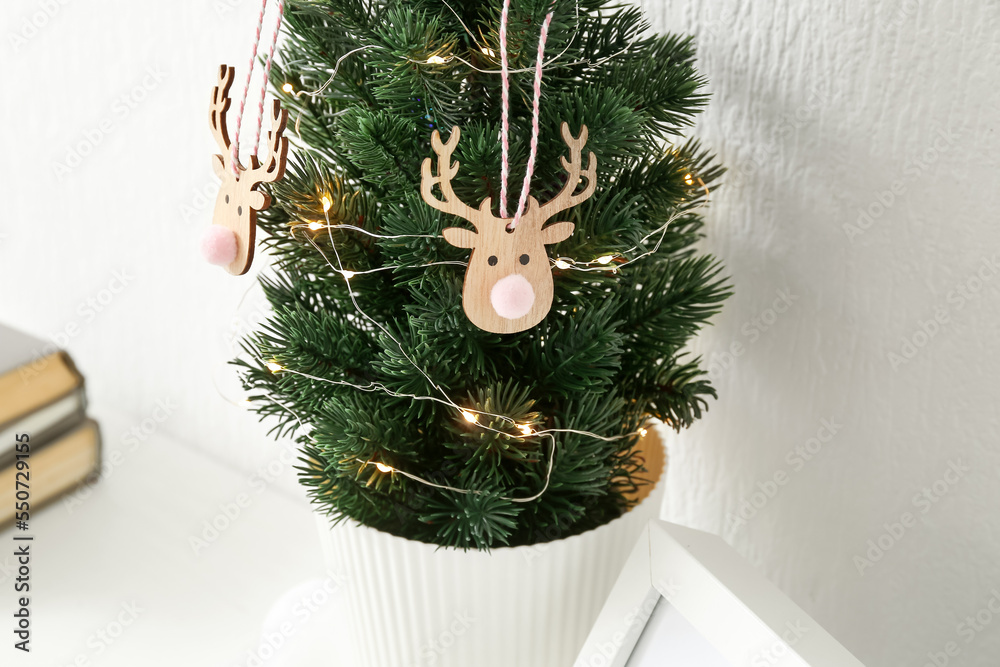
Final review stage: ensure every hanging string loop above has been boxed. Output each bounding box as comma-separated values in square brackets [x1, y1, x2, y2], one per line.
[230, 0, 286, 176]
[499, 2, 557, 229]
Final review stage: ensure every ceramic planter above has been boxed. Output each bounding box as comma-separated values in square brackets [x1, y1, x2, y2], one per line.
[317, 428, 666, 667]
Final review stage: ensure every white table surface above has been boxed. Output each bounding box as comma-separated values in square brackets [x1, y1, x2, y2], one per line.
[1, 409, 356, 666]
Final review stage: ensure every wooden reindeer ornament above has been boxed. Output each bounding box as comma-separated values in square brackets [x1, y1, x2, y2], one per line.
[207, 64, 289, 275]
[421, 123, 597, 334]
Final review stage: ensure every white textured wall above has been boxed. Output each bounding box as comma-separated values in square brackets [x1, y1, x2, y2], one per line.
[1, 1, 998, 665]
[1, 0, 296, 493]
[639, 2, 1000, 666]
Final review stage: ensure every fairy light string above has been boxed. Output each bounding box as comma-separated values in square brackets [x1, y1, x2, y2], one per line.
[434, 0, 621, 78]
[259, 353, 639, 504]
[250, 172, 710, 502]
[286, 174, 710, 278]
[255, 201, 650, 504]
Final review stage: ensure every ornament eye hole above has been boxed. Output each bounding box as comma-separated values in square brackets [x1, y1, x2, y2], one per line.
[519, 254, 530, 266]
[237, 206, 243, 216]
[488, 255, 498, 267]
[225, 194, 230, 204]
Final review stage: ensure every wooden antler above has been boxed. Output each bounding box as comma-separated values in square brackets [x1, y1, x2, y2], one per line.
[420, 126, 481, 225]
[246, 100, 289, 184]
[210, 65, 235, 165]
[537, 122, 597, 222]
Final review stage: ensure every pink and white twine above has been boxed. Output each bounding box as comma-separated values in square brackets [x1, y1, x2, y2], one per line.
[499, 1, 557, 229]
[230, 0, 285, 176]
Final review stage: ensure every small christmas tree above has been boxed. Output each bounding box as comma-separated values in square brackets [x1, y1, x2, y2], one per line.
[236, 0, 730, 550]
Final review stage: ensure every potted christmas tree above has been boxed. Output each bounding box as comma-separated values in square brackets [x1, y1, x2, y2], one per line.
[221, 0, 728, 664]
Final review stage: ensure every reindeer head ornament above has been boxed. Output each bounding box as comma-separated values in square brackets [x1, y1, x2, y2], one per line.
[421, 123, 596, 334]
[208, 65, 289, 275]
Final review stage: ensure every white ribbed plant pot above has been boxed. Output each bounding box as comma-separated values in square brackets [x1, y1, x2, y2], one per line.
[316, 429, 666, 667]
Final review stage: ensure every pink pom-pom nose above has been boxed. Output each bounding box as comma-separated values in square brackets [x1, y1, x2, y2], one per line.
[490, 274, 535, 320]
[201, 225, 238, 267]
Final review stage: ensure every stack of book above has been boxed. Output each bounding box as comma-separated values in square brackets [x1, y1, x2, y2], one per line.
[0, 324, 101, 526]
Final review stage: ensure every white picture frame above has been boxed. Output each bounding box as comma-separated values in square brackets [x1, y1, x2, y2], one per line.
[574, 520, 866, 667]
